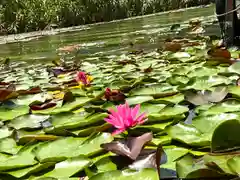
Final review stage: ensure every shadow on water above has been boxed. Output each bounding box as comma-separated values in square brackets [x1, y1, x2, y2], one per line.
[0, 5, 219, 65]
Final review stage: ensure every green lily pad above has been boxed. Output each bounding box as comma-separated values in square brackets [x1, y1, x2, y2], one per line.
[182, 76, 231, 90]
[140, 103, 166, 114]
[9, 114, 50, 130]
[89, 169, 159, 180]
[34, 133, 113, 162]
[203, 154, 234, 175]
[161, 146, 190, 170]
[150, 135, 172, 146]
[211, 119, 240, 152]
[130, 84, 178, 98]
[192, 113, 240, 134]
[148, 105, 188, 122]
[150, 93, 184, 104]
[227, 155, 240, 175]
[32, 97, 92, 115]
[0, 144, 38, 171]
[166, 122, 210, 146]
[187, 67, 220, 78]
[43, 157, 91, 178]
[0, 126, 13, 139]
[0, 105, 29, 121]
[176, 154, 225, 178]
[167, 75, 189, 85]
[0, 138, 22, 154]
[7, 162, 55, 178]
[94, 156, 117, 173]
[201, 99, 240, 115]
[48, 112, 108, 130]
[228, 61, 240, 74]
[125, 96, 154, 106]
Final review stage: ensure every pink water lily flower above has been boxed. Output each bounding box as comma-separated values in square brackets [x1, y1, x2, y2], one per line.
[104, 102, 147, 135]
[75, 71, 93, 86]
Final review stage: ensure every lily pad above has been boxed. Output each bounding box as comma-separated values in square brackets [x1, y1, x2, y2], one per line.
[0, 138, 22, 154]
[148, 105, 188, 122]
[7, 162, 55, 178]
[126, 96, 154, 106]
[166, 122, 210, 146]
[0, 105, 29, 121]
[0, 144, 38, 171]
[48, 112, 108, 130]
[9, 114, 50, 130]
[89, 169, 159, 180]
[227, 155, 240, 175]
[211, 119, 240, 152]
[176, 154, 226, 179]
[34, 133, 113, 162]
[43, 157, 91, 178]
[130, 84, 178, 98]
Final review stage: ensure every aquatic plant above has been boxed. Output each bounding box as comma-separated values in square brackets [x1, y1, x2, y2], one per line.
[104, 88, 126, 102]
[104, 102, 147, 135]
[0, 0, 212, 34]
[75, 71, 93, 86]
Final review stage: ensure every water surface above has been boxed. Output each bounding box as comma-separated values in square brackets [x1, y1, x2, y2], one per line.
[0, 5, 218, 64]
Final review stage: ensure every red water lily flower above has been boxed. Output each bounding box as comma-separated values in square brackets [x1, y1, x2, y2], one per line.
[104, 88, 126, 102]
[104, 102, 147, 135]
[75, 71, 93, 86]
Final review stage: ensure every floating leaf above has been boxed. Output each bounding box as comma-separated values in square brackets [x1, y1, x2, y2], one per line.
[7, 162, 55, 178]
[48, 112, 108, 130]
[227, 155, 240, 175]
[89, 169, 159, 180]
[101, 133, 153, 160]
[211, 120, 240, 153]
[148, 105, 188, 122]
[185, 87, 228, 105]
[0, 138, 22, 154]
[0, 84, 18, 102]
[166, 122, 210, 146]
[176, 154, 226, 179]
[0, 105, 29, 121]
[0, 145, 38, 171]
[42, 157, 91, 178]
[34, 133, 113, 162]
[9, 114, 50, 130]
[130, 84, 178, 98]
[126, 96, 154, 106]
[201, 99, 240, 116]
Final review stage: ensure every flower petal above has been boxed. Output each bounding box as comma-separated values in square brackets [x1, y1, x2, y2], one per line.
[131, 104, 140, 119]
[112, 128, 126, 135]
[135, 112, 147, 124]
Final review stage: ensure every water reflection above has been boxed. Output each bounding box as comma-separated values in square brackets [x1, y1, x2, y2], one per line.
[0, 5, 216, 64]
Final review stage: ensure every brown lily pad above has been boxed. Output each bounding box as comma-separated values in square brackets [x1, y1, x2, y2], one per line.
[30, 100, 57, 111]
[0, 84, 18, 102]
[18, 87, 42, 95]
[104, 88, 126, 102]
[164, 42, 182, 52]
[185, 87, 228, 106]
[208, 47, 231, 59]
[101, 132, 153, 160]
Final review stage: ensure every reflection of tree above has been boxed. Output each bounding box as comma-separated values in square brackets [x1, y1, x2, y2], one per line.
[0, 0, 212, 34]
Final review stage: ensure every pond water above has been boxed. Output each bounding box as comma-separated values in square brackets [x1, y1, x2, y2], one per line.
[0, 5, 217, 64]
[1, 4, 240, 180]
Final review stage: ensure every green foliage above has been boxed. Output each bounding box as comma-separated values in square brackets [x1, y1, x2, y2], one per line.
[0, 0, 211, 34]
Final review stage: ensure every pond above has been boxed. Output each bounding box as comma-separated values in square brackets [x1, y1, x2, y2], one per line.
[0, 4, 240, 180]
[0, 5, 216, 63]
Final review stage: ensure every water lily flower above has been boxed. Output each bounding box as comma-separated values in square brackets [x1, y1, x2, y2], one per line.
[75, 71, 93, 86]
[104, 102, 147, 135]
[104, 88, 126, 102]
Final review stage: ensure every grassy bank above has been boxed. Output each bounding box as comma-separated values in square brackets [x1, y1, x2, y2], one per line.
[0, 0, 212, 34]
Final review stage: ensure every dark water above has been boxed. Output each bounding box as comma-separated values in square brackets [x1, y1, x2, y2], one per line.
[0, 5, 218, 64]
